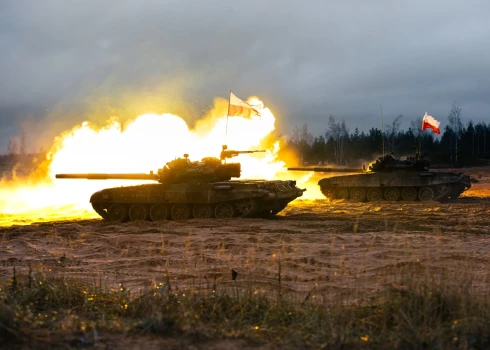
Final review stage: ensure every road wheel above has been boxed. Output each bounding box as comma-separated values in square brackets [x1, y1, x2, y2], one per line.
[320, 187, 333, 200]
[192, 204, 212, 218]
[334, 188, 349, 199]
[401, 187, 418, 201]
[129, 204, 147, 221]
[418, 187, 434, 201]
[366, 188, 382, 201]
[350, 188, 366, 201]
[214, 203, 236, 218]
[170, 204, 190, 220]
[107, 204, 127, 222]
[150, 204, 168, 221]
[436, 184, 451, 197]
[236, 198, 257, 217]
[384, 187, 400, 201]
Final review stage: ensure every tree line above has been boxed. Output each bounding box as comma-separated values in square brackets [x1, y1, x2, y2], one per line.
[1, 127, 47, 164]
[287, 103, 490, 167]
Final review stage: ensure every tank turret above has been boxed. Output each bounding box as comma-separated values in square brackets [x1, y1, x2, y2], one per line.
[367, 154, 430, 172]
[56, 148, 305, 221]
[288, 153, 473, 202]
[56, 155, 241, 184]
[56, 145, 265, 184]
[155, 154, 242, 184]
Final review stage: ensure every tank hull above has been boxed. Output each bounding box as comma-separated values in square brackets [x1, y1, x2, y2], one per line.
[90, 180, 305, 221]
[318, 171, 472, 202]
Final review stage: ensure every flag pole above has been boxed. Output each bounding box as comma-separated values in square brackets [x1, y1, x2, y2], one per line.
[225, 91, 232, 146]
[380, 105, 385, 158]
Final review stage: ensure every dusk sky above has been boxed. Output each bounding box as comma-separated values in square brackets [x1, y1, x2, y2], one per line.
[1, 0, 489, 152]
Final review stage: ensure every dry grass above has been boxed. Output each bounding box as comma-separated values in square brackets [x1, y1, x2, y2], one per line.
[1, 166, 489, 348]
[1, 257, 489, 349]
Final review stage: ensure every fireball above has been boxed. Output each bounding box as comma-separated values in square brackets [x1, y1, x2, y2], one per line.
[0, 95, 322, 226]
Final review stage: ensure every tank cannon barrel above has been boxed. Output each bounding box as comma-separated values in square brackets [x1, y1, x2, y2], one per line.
[56, 173, 156, 180]
[220, 149, 266, 161]
[234, 150, 266, 155]
[287, 167, 364, 173]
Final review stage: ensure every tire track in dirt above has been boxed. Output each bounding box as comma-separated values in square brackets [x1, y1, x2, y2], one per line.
[1, 170, 489, 302]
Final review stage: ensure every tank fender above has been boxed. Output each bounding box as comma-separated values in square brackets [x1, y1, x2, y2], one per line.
[460, 174, 473, 190]
[212, 184, 233, 190]
[213, 188, 271, 202]
[318, 178, 331, 186]
[90, 190, 111, 203]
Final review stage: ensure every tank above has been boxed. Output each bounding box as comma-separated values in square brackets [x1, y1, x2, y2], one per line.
[56, 148, 306, 221]
[288, 154, 474, 202]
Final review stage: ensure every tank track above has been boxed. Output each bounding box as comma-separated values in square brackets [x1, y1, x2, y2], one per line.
[92, 198, 292, 222]
[320, 182, 468, 202]
[92, 203, 108, 219]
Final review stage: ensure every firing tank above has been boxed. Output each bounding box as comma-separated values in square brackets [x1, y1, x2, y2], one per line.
[56, 147, 306, 221]
[288, 154, 474, 202]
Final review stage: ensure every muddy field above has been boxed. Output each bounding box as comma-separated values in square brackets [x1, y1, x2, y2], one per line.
[1, 166, 489, 304]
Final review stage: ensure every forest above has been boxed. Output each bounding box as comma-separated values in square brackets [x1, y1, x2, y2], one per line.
[1, 104, 489, 169]
[286, 104, 490, 167]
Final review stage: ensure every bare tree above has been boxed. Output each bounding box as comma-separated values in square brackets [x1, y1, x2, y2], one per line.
[326, 115, 349, 165]
[447, 102, 463, 164]
[20, 128, 27, 155]
[410, 116, 423, 153]
[291, 124, 313, 164]
[384, 115, 403, 154]
[7, 137, 19, 156]
[291, 124, 314, 145]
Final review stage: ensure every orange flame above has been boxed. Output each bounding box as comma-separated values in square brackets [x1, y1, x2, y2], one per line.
[0, 96, 324, 226]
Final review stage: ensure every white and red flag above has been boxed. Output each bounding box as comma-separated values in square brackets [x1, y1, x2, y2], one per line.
[421, 112, 441, 134]
[228, 91, 260, 118]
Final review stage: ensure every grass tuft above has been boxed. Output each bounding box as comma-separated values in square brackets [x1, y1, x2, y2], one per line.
[0, 267, 489, 348]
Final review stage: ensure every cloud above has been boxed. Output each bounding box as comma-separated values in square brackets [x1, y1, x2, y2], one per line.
[0, 0, 489, 151]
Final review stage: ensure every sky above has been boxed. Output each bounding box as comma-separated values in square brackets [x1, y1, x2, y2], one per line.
[1, 0, 489, 152]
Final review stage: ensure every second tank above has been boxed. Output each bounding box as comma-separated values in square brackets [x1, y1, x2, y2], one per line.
[288, 154, 474, 202]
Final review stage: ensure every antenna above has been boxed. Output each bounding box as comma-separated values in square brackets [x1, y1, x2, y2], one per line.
[225, 91, 231, 147]
[380, 105, 385, 158]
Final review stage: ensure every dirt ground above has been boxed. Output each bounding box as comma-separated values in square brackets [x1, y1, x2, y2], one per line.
[1, 166, 490, 303]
